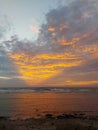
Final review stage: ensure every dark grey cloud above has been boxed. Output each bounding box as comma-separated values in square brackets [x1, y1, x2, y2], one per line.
[37, 0, 98, 71]
[38, 0, 98, 49]
[0, 78, 26, 88]
[0, 49, 19, 77]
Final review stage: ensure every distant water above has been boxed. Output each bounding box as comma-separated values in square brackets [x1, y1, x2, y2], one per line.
[0, 87, 98, 93]
[0, 87, 98, 119]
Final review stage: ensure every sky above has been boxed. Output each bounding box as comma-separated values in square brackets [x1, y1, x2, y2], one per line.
[0, 0, 98, 88]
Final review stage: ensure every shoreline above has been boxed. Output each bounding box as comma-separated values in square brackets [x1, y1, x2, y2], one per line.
[0, 113, 98, 130]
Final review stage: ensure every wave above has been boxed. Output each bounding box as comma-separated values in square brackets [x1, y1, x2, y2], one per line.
[0, 87, 98, 94]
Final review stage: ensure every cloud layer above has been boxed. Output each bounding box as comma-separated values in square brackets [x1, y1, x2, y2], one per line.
[0, 0, 98, 87]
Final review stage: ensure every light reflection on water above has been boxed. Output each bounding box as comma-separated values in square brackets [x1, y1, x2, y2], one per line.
[0, 92, 98, 118]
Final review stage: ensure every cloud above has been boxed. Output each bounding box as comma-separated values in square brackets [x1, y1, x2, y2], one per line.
[30, 25, 40, 34]
[0, 49, 20, 77]
[1, 0, 98, 87]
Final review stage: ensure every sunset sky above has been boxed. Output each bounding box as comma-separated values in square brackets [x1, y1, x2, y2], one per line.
[0, 0, 98, 88]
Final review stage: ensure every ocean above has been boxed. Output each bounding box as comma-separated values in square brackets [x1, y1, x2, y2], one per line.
[0, 87, 98, 119]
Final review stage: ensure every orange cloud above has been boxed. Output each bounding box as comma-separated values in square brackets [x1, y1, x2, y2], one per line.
[30, 25, 40, 34]
[48, 27, 55, 32]
[66, 80, 98, 86]
[9, 52, 83, 86]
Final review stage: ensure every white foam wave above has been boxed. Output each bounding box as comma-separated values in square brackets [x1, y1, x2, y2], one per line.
[0, 87, 97, 94]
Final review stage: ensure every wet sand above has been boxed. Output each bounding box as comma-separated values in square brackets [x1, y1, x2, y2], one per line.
[0, 113, 98, 130]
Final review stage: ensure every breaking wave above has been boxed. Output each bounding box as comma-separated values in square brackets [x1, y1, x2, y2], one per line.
[0, 87, 98, 94]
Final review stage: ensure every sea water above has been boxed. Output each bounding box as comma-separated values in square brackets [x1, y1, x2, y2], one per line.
[0, 87, 98, 119]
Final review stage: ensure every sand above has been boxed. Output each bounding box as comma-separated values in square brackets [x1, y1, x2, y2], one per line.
[0, 114, 98, 130]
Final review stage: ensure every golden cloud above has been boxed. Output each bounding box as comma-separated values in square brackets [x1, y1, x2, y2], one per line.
[9, 52, 83, 86]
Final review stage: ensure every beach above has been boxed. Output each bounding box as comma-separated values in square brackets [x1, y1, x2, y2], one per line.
[0, 113, 98, 130]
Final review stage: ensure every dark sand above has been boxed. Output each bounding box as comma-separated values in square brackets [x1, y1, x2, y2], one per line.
[0, 113, 98, 130]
